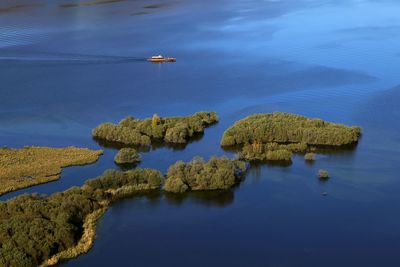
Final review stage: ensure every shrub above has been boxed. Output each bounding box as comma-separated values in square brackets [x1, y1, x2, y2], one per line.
[304, 153, 316, 161]
[85, 169, 163, 192]
[93, 111, 218, 146]
[92, 123, 151, 146]
[266, 150, 292, 161]
[238, 142, 305, 161]
[164, 156, 247, 193]
[114, 148, 141, 164]
[0, 168, 164, 267]
[318, 169, 329, 179]
[164, 123, 189, 143]
[151, 114, 161, 128]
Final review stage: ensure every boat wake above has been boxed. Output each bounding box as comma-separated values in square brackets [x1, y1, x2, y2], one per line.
[0, 51, 147, 65]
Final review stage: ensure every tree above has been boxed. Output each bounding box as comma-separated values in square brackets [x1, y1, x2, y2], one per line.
[151, 114, 161, 128]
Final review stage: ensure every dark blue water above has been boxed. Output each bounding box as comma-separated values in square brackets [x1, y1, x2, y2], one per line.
[1, 0, 400, 266]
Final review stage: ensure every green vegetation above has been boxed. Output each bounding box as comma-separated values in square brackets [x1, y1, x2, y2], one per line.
[304, 153, 316, 161]
[221, 112, 362, 147]
[164, 156, 247, 193]
[85, 169, 163, 196]
[239, 142, 307, 161]
[318, 169, 329, 179]
[114, 148, 141, 164]
[0, 168, 163, 267]
[0, 147, 103, 196]
[93, 111, 218, 146]
[221, 112, 361, 162]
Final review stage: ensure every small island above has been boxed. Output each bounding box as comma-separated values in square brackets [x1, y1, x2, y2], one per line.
[114, 148, 141, 164]
[164, 156, 247, 193]
[0, 146, 103, 196]
[92, 111, 218, 146]
[318, 169, 330, 179]
[0, 168, 163, 267]
[221, 112, 362, 161]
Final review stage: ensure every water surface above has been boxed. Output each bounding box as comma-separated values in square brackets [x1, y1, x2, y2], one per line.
[1, 0, 400, 266]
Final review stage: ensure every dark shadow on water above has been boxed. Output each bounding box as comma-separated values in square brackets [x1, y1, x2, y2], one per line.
[222, 142, 359, 166]
[93, 132, 205, 152]
[115, 190, 162, 203]
[305, 160, 316, 166]
[103, 189, 234, 208]
[0, 4, 42, 14]
[143, 4, 168, 9]
[318, 177, 330, 184]
[115, 162, 140, 171]
[309, 142, 359, 156]
[250, 160, 293, 168]
[93, 138, 150, 152]
[60, 0, 127, 8]
[164, 190, 234, 207]
[131, 11, 148, 16]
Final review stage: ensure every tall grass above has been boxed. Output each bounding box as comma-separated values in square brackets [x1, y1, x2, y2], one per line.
[0, 146, 103, 196]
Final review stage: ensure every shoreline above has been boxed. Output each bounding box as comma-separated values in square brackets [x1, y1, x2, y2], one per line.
[40, 204, 109, 267]
[0, 147, 103, 197]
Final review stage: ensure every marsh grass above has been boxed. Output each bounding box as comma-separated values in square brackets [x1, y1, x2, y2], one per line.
[0, 146, 103, 196]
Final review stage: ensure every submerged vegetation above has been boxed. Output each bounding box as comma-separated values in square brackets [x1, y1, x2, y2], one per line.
[164, 156, 247, 193]
[0, 168, 163, 267]
[92, 111, 218, 146]
[221, 112, 361, 162]
[0, 147, 103, 196]
[114, 148, 141, 164]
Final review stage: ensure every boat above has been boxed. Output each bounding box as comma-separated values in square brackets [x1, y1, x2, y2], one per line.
[147, 55, 176, 62]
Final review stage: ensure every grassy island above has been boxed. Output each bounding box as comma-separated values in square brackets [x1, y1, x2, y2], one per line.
[221, 112, 361, 162]
[164, 156, 247, 193]
[304, 153, 316, 161]
[92, 111, 218, 146]
[0, 147, 103, 196]
[114, 148, 141, 164]
[0, 168, 163, 267]
[221, 112, 361, 147]
[318, 169, 329, 179]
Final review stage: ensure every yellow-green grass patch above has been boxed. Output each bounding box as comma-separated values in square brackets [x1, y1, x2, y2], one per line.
[0, 146, 103, 196]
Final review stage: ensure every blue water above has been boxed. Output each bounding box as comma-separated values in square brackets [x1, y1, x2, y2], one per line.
[1, 0, 400, 266]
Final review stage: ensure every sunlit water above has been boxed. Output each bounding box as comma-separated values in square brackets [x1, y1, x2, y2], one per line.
[1, 0, 400, 266]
